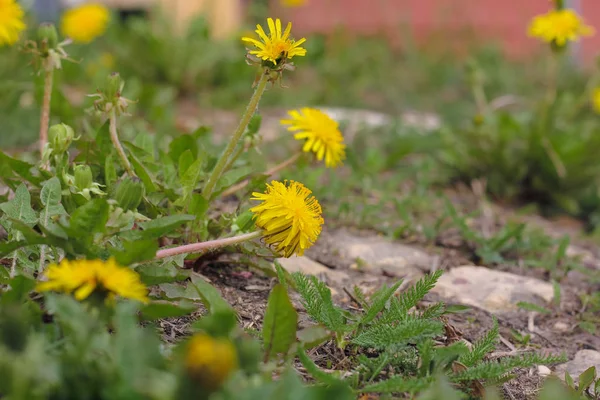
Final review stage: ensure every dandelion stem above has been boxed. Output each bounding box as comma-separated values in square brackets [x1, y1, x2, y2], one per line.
[39, 68, 54, 157]
[109, 108, 135, 176]
[155, 231, 262, 259]
[202, 70, 269, 199]
[221, 152, 302, 197]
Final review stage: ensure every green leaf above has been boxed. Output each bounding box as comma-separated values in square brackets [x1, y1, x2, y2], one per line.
[297, 325, 331, 349]
[1, 275, 36, 304]
[0, 184, 38, 228]
[179, 158, 203, 204]
[178, 150, 195, 180]
[188, 194, 208, 218]
[122, 214, 195, 240]
[66, 198, 109, 239]
[361, 280, 403, 325]
[263, 284, 298, 361]
[111, 239, 158, 265]
[190, 274, 234, 315]
[39, 177, 66, 228]
[0, 152, 43, 187]
[137, 259, 189, 285]
[139, 302, 196, 321]
[169, 134, 197, 164]
[516, 301, 551, 314]
[127, 148, 158, 193]
[296, 347, 346, 386]
[213, 166, 254, 196]
[577, 366, 596, 393]
[159, 282, 201, 300]
[104, 154, 117, 189]
[95, 121, 113, 165]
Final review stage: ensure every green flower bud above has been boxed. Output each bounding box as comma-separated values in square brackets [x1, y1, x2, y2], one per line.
[112, 177, 145, 211]
[38, 23, 59, 49]
[74, 165, 93, 191]
[48, 123, 75, 153]
[105, 72, 124, 102]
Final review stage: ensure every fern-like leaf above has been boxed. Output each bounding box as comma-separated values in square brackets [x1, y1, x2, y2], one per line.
[361, 375, 434, 394]
[291, 272, 347, 333]
[381, 271, 443, 323]
[361, 280, 403, 325]
[458, 317, 498, 367]
[452, 353, 567, 382]
[353, 317, 444, 349]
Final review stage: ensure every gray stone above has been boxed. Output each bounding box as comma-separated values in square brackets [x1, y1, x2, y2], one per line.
[431, 266, 554, 313]
[554, 350, 600, 383]
[276, 256, 350, 288]
[310, 231, 430, 279]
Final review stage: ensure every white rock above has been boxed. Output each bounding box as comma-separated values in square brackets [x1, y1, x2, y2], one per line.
[537, 365, 552, 377]
[554, 350, 600, 383]
[432, 266, 554, 313]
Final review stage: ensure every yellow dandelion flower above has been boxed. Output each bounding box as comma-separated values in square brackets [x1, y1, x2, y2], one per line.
[593, 88, 600, 114]
[528, 9, 594, 47]
[281, 0, 307, 7]
[250, 180, 323, 257]
[242, 17, 307, 65]
[61, 3, 109, 43]
[36, 258, 148, 303]
[185, 334, 238, 390]
[281, 108, 346, 168]
[0, 0, 25, 47]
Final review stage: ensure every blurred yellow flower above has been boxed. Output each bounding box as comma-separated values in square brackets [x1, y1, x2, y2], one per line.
[36, 258, 148, 303]
[528, 9, 594, 47]
[281, 108, 346, 168]
[0, 0, 25, 47]
[185, 334, 238, 390]
[593, 88, 600, 114]
[86, 52, 116, 77]
[281, 0, 307, 7]
[251, 180, 323, 257]
[61, 3, 109, 43]
[242, 17, 306, 65]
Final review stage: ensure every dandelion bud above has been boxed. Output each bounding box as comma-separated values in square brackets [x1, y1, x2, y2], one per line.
[105, 72, 124, 102]
[37, 23, 59, 49]
[48, 123, 75, 153]
[112, 177, 145, 211]
[185, 334, 238, 391]
[74, 165, 93, 191]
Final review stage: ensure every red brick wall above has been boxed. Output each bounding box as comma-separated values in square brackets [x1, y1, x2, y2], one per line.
[271, 0, 599, 64]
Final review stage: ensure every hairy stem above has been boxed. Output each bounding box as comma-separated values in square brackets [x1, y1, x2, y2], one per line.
[155, 231, 262, 259]
[109, 108, 135, 176]
[202, 70, 269, 199]
[39, 68, 54, 157]
[221, 152, 302, 197]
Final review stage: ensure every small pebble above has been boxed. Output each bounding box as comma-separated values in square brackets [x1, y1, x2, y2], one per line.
[537, 365, 551, 377]
[553, 321, 570, 332]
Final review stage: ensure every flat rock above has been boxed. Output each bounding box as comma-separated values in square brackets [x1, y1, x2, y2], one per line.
[431, 266, 554, 313]
[554, 350, 600, 383]
[308, 230, 430, 280]
[276, 256, 350, 288]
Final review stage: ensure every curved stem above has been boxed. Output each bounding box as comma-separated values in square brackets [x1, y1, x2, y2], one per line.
[155, 231, 262, 260]
[221, 152, 303, 198]
[39, 68, 54, 157]
[202, 70, 269, 199]
[109, 108, 135, 176]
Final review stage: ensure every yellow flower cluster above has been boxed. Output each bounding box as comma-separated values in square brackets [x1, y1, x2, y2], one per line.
[593, 88, 600, 114]
[0, 0, 25, 47]
[528, 8, 594, 47]
[185, 334, 238, 390]
[251, 180, 324, 257]
[242, 18, 306, 65]
[282, 108, 346, 168]
[61, 3, 109, 43]
[36, 258, 148, 303]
